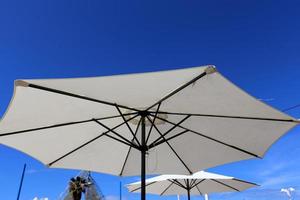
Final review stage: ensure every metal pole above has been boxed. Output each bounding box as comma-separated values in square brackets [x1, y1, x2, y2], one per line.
[141, 114, 146, 200]
[188, 189, 191, 200]
[186, 179, 191, 200]
[187, 189, 191, 200]
[119, 181, 122, 200]
[17, 164, 26, 200]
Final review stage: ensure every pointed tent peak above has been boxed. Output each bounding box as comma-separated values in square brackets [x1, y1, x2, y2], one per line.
[204, 65, 217, 74]
[15, 80, 29, 87]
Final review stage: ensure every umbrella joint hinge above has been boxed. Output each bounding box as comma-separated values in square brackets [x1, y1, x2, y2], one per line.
[139, 145, 149, 152]
[138, 110, 150, 117]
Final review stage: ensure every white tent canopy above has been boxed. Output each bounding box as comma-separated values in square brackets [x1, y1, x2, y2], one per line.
[127, 171, 257, 199]
[0, 65, 298, 200]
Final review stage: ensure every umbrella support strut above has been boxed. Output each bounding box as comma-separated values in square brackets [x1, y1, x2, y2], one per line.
[141, 112, 146, 200]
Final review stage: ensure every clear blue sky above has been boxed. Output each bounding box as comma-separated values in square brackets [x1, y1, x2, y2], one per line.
[0, 0, 300, 199]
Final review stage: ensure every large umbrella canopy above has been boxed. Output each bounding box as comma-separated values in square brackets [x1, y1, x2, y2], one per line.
[127, 171, 257, 200]
[0, 65, 298, 200]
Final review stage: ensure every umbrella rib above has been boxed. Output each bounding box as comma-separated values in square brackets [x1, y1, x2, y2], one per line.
[145, 103, 161, 145]
[232, 178, 259, 186]
[115, 105, 141, 146]
[149, 113, 261, 158]
[190, 179, 198, 188]
[183, 179, 188, 187]
[146, 116, 193, 174]
[27, 83, 139, 112]
[92, 119, 139, 149]
[150, 111, 299, 123]
[160, 181, 175, 196]
[211, 179, 240, 192]
[130, 181, 157, 193]
[195, 185, 203, 196]
[191, 179, 205, 189]
[119, 117, 142, 176]
[148, 115, 191, 148]
[0, 113, 133, 137]
[149, 130, 189, 149]
[0, 119, 94, 137]
[146, 71, 208, 110]
[170, 179, 187, 189]
[47, 114, 139, 166]
[103, 133, 137, 148]
[48, 131, 106, 166]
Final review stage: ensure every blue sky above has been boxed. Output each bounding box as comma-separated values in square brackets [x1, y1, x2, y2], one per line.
[0, 0, 300, 199]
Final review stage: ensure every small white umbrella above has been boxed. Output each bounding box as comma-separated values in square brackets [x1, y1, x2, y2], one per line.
[127, 171, 257, 200]
[0, 65, 298, 200]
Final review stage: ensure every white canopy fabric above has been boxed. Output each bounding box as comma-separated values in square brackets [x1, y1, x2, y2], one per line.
[0, 65, 298, 177]
[127, 171, 257, 197]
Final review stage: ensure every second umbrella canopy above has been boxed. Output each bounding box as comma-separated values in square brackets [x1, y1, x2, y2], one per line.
[127, 171, 257, 200]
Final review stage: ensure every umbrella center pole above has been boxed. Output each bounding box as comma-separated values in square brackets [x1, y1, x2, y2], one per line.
[187, 189, 191, 200]
[186, 179, 191, 200]
[140, 111, 148, 200]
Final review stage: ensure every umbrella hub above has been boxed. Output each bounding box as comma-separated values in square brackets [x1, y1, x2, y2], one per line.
[124, 109, 168, 126]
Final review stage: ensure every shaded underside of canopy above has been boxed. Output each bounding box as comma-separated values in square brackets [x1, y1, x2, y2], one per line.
[0, 65, 298, 176]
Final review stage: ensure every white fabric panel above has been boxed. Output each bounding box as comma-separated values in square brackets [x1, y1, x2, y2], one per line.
[0, 86, 119, 133]
[22, 66, 207, 109]
[221, 179, 255, 191]
[193, 171, 233, 179]
[166, 131, 253, 173]
[180, 116, 296, 157]
[160, 71, 294, 119]
[51, 135, 130, 175]
[190, 179, 256, 194]
[129, 180, 184, 195]
[159, 181, 187, 195]
[190, 179, 233, 194]
[0, 122, 105, 165]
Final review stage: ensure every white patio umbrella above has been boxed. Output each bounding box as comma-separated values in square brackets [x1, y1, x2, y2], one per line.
[127, 171, 258, 200]
[0, 65, 298, 200]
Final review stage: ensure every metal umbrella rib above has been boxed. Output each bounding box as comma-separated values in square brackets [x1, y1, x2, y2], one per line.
[146, 70, 209, 110]
[27, 83, 139, 112]
[145, 103, 161, 144]
[115, 105, 141, 146]
[119, 117, 142, 176]
[210, 179, 240, 192]
[160, 181, 175, 196]
[150, 111, 299, 123]
[0, 113, 136, 137]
